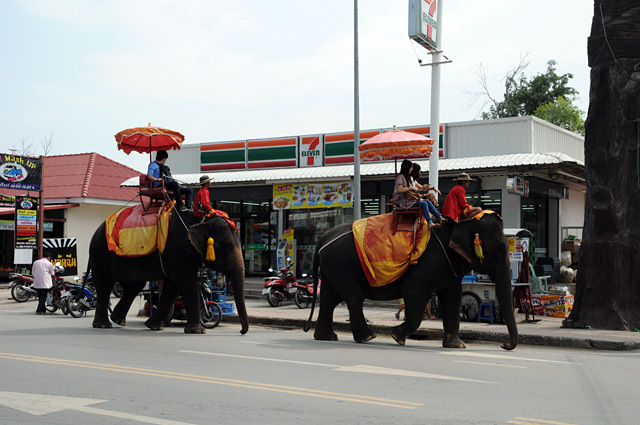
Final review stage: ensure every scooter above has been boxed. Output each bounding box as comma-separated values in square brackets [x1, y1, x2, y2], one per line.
[262, 262, 307, 307]
[9, 272, 38, 302]
[162, 280, 223, 329]
[291, 276, 320, 309]
[65, 275, 100, 318]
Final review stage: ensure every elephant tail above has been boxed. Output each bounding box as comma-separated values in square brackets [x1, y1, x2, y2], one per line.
[303, 246, 320, 332]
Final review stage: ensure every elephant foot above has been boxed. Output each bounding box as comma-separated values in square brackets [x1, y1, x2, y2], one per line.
[314, 330, 338, 341]
[110, 314, 126, 327]
[390, 330, 406, 346]
[92, 320, 112, 329]
[443, 333, 467, 349]
[145, 318, 165, 331]
[184, 324, 206, 334]
[354, 332, 376, 343]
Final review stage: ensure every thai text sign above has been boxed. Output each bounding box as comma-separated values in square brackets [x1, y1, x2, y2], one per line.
[0, 154, 42, 191]
[15, 196, 38, 249]
[272, 181, 354, 210]
[43, 238, 78, 276]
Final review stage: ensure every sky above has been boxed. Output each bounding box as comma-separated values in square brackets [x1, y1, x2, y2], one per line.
[0, 0, 593, 173]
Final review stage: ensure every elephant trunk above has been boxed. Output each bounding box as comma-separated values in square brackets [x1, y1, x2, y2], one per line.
[494, 264, 518, 350]
[229, 249, 249, 334]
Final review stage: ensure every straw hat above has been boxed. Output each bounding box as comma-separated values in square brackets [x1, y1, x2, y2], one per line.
[453, 173, 475, 181]
[199, 175, 211, 185]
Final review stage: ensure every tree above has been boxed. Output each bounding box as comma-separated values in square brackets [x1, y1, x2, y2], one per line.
[563, 0, 640, 331]
[8, 132, 54, 156]
[534, 97, 586, 136]
[471, 58, 584, 134]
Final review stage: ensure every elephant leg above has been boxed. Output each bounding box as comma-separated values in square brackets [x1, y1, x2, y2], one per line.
[390, 297, 428, 346]
[313, 280, 341, 341]
[145, 280, 177, 331]
[111, 281, 146, 326]
[346, 298, 376, 343]
[179, 276, 206, 334]
[93, 276, 114, 329]
[438, 287, 466, 349]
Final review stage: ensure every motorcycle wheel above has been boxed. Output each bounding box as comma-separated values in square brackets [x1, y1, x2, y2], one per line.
[294, 288, 310, 309]
[201, 303, 222, 329]
[266, 287, 282, 307]
[11, 284, 32, 303]
[112, 282, 123, 298]
[66, 292, 86, 318]
[45, 302, 58, 313]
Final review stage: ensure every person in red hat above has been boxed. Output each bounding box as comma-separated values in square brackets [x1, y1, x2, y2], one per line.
[441, 173, 482, 222]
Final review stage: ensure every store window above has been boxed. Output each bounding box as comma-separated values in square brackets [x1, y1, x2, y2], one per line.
[467, 190, 502, 216]
[521, 196, 547, 263]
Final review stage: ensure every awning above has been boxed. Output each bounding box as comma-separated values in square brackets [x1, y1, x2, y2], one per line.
[0, 203, 80, 216]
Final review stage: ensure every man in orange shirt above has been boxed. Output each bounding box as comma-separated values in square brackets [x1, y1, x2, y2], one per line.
[442, 173, 482, 222]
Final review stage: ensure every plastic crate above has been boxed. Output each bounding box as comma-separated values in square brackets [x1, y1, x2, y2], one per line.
[219, 302, 235, 315]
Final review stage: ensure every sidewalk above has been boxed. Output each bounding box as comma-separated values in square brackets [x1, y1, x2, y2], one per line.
[3, 284, 639, 351]
[228, 298, 640, 351]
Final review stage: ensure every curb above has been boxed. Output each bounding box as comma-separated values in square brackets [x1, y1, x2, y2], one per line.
[222, 315, 640, 351]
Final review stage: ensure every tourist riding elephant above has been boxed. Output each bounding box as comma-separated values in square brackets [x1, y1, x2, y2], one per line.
[304, 212, 517, 350]
[89, 211, 248, 334]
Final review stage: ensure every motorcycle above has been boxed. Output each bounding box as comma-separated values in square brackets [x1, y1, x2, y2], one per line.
[65, 275, 100, 318]
[164, 280, 223, 329]
[9, 272, 38, 302]
[262, 262, 308, 307]
[291, 276, 320, 309]
[45, 264, 69, 314]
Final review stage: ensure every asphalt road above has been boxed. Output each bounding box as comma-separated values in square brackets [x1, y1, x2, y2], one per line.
[1, 291, 639, 425]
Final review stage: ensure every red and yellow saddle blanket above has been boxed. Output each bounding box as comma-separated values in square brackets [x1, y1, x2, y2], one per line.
[106, 204, 172, 257]
[352, 213, 431, 287]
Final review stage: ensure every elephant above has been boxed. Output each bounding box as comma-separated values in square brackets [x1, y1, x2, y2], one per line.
[304, 212, 518, 350]
[89, 210, 248, 335]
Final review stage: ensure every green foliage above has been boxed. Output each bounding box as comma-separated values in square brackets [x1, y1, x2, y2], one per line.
[482, 60, 582, 124]
[534, 96, 586, 136]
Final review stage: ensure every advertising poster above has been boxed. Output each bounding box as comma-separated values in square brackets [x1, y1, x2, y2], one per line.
[0, 154, 42, 191]
[272, 181, 354, 210]
[0, 194, 15, 207]
[15, 196, 38, 249]
[43, 238, 78, 276]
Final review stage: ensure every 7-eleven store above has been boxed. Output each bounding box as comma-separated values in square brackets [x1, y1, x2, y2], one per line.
[154, 118, 585, 277]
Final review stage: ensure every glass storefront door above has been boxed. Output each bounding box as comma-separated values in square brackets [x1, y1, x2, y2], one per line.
[521, 196, 548, 264]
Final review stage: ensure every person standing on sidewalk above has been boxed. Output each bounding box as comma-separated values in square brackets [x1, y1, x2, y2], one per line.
[32, 252, 55, 315]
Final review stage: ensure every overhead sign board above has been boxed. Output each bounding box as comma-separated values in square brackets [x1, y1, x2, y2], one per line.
[299, 135, 323, 167]
[506, 177, 529, 196]
[408, 0, 439, 51]
[0, 154, 42, 191]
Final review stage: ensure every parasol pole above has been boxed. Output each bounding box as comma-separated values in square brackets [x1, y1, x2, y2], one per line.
[353, 0, 362, 220]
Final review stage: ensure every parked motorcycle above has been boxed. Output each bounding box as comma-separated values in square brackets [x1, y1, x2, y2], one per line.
[65, 275, 99, 318]
[262, 262, 308, 307]
[9, 272, 37, 303]
[164, 280, 223, 329]
[45, 264, 69, 314]
[292, 276, 319, 309]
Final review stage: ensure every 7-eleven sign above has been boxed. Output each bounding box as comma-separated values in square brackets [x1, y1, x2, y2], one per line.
[299, 135, 323, 167]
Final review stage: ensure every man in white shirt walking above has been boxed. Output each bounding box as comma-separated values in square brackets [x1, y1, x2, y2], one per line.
[32, 252, 55, 315]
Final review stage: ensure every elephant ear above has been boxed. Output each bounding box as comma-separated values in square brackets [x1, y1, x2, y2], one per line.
[187, 221, 212, 261]
[448, 219, 477, 265]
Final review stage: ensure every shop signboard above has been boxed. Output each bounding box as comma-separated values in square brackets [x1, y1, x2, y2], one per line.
[0, 154, 42, 191]
[506, 176, 529, 196]
[247, 137, 297, 169]
[0, 220, 52, 231]
[43, 238, 77, 276]
[324, 130, 380, 165]
[272, 181, 354, 210]
[15, 196, 38, 249]
[200, 141, 246, 171]
[408, 0, 438, 51]
[0, 194, 15, 207]
[299, 135, 323, 167]
[507, 237, 528, 261]
[400, 125, 445, 158]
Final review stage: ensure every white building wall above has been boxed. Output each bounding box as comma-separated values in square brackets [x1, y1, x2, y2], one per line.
[65, 204, 126, 275]
[559, 188, 586, 244]
[170, 143, 201, 174]
[446, 117, 534, 158]
[531, 117, 584, 161]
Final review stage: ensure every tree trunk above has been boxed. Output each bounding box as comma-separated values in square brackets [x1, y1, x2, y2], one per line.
[564, 0, 640, 330]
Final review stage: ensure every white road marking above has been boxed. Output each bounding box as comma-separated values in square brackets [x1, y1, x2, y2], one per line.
[0, 391, 193, 425]
[238, 341, 291, 347]
[453, 360, 526, 369]
[440, 351, 576, 364]
[181, 350, 493, 383]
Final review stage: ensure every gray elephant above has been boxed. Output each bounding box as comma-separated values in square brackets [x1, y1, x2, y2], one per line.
[89, 211, 248, 334]
[305, 212, 517, 350]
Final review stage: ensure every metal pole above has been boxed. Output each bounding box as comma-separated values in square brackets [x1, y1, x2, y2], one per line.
[353, 0, 362, 220]
[428, 1, 444, 190]
[38, 156, 44, 260]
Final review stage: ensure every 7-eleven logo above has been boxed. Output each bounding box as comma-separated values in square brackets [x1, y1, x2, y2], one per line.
[300, 136, 323, 167]
[423, 0, 437, 42]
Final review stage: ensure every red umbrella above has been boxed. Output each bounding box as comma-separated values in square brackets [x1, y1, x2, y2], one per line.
[115, 126, 185, 155]
[358, 126, 434, 162]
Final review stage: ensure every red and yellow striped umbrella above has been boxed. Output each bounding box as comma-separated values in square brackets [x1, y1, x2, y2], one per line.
[358, 127, 433, 162]
[115, 126, 185, 154]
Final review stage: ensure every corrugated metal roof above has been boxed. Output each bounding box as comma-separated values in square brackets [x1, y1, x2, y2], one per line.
[120, 152, 583, 187]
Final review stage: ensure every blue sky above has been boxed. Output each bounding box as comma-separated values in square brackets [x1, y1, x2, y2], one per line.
[1, 0, 592, 173]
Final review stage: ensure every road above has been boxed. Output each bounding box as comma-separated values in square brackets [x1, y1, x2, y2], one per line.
[1, 291, 639, 425]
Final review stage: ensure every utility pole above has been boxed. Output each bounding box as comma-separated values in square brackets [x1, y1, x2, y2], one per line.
[353, 0, 362, 220]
